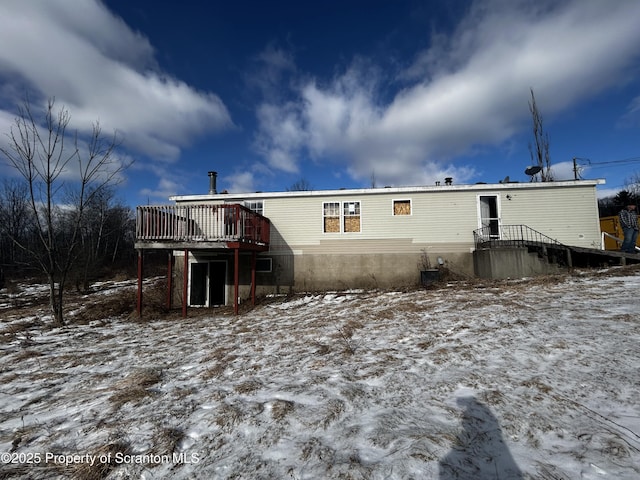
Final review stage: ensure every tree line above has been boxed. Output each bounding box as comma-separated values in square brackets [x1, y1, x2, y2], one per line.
[598, 188, 640, 218]
[0, 179, 135, 282]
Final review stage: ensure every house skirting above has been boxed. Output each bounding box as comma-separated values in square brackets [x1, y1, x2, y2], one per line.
[285, 251, 473, 291]
[473, 247, 562, 279]
[268, 239, 476, 291]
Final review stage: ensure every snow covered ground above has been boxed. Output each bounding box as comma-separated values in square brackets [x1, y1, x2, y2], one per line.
[1, 267, 639, 479]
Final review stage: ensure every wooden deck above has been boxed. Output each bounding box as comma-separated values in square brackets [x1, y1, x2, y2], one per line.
[134, 203, 271, 316]
[135, 204, 270, 251]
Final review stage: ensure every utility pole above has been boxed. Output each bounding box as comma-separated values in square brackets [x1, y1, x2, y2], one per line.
[572, 157, 591, 180]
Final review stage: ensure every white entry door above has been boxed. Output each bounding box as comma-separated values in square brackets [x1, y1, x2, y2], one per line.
[478, 195, 501, 238]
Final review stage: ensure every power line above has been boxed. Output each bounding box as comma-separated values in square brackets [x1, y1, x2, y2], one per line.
[572, 156, 640, 179]
[589, 158, 640, 166]
[575, 156, 640, 166]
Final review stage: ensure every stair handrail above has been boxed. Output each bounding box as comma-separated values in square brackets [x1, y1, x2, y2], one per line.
[473, 224, 564, 249]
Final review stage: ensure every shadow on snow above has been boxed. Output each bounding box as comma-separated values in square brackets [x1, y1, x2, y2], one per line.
[439, 396, 523, 479]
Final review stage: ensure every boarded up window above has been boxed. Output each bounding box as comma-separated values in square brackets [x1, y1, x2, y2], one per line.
[343, 202, 361, 232]
[323, 202, 340, 233]
[393, 200, 411, 215]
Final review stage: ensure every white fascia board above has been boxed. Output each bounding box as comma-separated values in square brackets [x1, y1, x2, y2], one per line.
[169, 179, 605, 203]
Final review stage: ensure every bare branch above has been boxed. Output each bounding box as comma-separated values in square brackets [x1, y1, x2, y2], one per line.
[528, 88, 554, 182]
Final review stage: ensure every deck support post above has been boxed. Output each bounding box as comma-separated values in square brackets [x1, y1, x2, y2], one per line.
[565, 248, 573, 268]
[182, 249, 189, 318]
[136, 250, 144, 317]
[166, 251, 173, 310]
[234, 248, 240, 314]
[251, 251, 256, 306]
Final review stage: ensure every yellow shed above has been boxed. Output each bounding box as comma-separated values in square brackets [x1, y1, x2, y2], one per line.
[600, 215, 640, 250]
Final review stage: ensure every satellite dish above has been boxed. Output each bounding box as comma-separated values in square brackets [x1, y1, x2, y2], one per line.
[525, 165, 542, 176]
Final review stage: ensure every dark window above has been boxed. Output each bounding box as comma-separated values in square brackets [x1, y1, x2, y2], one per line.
[256, 257, 272, 273]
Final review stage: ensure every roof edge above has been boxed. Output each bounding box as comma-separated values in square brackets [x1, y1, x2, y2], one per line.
[169, 179, 605, 202]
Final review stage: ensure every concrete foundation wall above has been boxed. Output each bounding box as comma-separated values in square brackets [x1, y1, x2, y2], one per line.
[473, 247, 561, 280]
[251, 250, 474, 296]
[171, 247, 565, 307]
[172, 249, 475, 307]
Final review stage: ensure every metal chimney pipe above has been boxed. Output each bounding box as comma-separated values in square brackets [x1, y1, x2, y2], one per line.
[208, 171, 218, 194]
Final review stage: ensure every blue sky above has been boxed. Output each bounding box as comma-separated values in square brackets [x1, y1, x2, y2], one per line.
[1, 0, 640, 207]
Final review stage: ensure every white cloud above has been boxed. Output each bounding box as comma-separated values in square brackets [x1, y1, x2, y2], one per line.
[254, 0, 640, 187]
[224, 171, 256, 194]
[0, 101, 131, 194]
[596, 186, 623, 200]
[619, 95, 640, 128]
[253, 103, 305, 173]
[246, 45, 297, 100]
[139, 177, 184, 202]
[0, 0, 233, 162]
[549, 161, 578, 182]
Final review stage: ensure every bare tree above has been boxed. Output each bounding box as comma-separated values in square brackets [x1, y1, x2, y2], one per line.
[624, 172, 640, 200]
[286, 178, 313, 191]
[0, 98, 128, 325]
[528, 88, 553, 182]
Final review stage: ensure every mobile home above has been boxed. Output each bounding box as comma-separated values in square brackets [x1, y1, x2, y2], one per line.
[135, 177, 603, 312]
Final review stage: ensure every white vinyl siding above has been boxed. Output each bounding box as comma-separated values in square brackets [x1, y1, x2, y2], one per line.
[179, 181, 601, 252]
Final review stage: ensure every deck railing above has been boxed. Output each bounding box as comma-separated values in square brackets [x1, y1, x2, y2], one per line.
[136, 204, 270, 246]
[473, 224, 562, 249]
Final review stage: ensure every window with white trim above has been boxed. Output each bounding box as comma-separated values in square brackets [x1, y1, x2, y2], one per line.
[323, 201, 361, 233]
[343, 201, 361, 232]
[255, 257, 272, 272]
[245, 200, 263, 215]
[323, 202, 340, 233]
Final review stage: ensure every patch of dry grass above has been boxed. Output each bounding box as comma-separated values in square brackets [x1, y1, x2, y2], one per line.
[234, 378, 263, 394]
[73, 289, 136, 324]
[12, 349, 45, 362]
[215, 403, 243, 433]
[200, 346, 238, 380]
[0, 318, 45, 345]
[270, 399, 295, 420]
[109, 368, 163, 410]
[72, 441, 132, 480]
[153, 427, 185, 455]
[318, 399, 345, 429]
[201, 362, 227, 380]
[521, 377, 553, 394]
